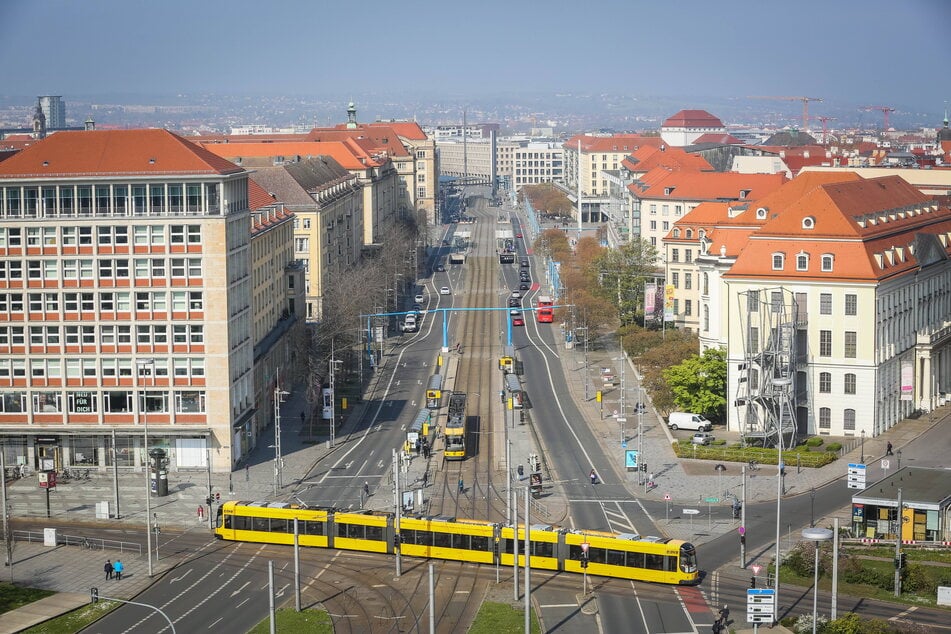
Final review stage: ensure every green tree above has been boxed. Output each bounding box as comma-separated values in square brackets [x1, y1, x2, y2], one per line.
[662, 347, 727, 421]
[593, 239, 659, 326]
[638, 331, 698, 415]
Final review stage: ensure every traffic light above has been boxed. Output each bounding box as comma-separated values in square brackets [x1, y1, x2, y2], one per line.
[90, 587, 99, 603]
[580, 555, 588, 569]
[393, 534, 401, 549]
[596, 391, 602, 403]
[205, 496, 212, 505]
[640, 463, 648, 473]
[750, 576, 756, 589]
[493, 542, 500, 558]
[898, 552, 907, 569]
[740, 535, 746, 546]
[215, 492, 221, 503]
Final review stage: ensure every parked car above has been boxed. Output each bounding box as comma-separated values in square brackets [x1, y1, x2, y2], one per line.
[434, 264, 445, 272]
[439, 286, 451, 295]
[667, 412, 713, 431]
[691, 432, 715, 445]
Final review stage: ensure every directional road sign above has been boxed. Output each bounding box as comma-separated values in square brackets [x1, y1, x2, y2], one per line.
[682, 508, 700, 515]
[704, 497, 720, 503]
[747, 588, 775, 624]
[847, 462, 867, 490]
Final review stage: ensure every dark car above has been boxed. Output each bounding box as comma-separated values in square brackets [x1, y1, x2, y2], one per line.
[508, 297, 521, 308]
[519, 282, 530, 291]
[519, 272, 530, 281]
[435, 264, 445, 272]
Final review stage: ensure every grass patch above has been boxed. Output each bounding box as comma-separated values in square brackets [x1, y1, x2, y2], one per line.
[0, 583, 54, 612]
[21, 601, 119, 634]
[469, 601, 542, 634]
[247, 607, 333, 633]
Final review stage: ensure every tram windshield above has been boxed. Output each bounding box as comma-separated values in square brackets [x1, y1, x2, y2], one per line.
[679, 543, 698, 573]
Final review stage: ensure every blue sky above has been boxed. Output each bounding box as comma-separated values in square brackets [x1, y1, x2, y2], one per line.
[1, 0, 949, 110]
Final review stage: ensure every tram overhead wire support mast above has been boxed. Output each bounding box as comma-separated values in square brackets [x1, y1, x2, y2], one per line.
[771, 375, 792, 623]
[273, 385, 290, 494]
[136, 357, 156, 578]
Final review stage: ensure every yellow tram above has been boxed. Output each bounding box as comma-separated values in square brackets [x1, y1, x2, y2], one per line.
[215, 502, 700, 586]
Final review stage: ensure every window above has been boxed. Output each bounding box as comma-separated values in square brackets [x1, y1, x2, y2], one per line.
[772, 253, 784, 270]
[819, 408, 831, 429]
[671, 248, 679, 263]
[703, 305, 709, 331]
[295, 238, 309, 252]
[845, 294, 857, 316]
[843, 409, 856, 431]
[821, 254, 834, 271]
[703, 273, 709, 295]
[844, 373, 856, 394]
[684, 299, 692, 316]
[796, 253, 809, 271]
[844, 331, 857, 358]
[685, 249, 692, 263]
[176, 390, 206, 413]
[819, 330, 832, 357]
[685, 273, 692, 290]
[819, 372, 831, 393]
[671, 272, 679, 288]
[749, 326, 759, 353]
[820, 293, 832, 315]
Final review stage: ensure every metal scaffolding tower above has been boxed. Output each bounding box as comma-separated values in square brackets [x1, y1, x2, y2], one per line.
[735, 287, 800, 449]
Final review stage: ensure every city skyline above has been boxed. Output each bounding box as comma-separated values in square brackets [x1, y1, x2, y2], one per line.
[2, 0, 949, 114]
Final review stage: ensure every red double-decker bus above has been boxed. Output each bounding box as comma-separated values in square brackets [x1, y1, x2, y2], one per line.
[537, 296, 554, 323]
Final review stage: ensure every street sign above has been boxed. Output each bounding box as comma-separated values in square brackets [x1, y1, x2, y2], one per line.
[751, 564, 762, 576]
[621, 441, 627, 449]
[881, 459, 890, 469]
[747, 588, 775, 624]
[580, 541, 589, 553]
[738, 526, 746, 536]
[847, 462, 867, 489]
[682, 508, 700, 515]
[663, 494, 671, 501]
[704, 497, 720, 503]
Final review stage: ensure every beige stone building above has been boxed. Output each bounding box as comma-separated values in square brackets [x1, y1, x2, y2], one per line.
[0, 129, 304, 474]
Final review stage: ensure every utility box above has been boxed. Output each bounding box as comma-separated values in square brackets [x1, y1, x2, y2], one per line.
[149, 448, 169, 497]
[96, 501, 110, 519]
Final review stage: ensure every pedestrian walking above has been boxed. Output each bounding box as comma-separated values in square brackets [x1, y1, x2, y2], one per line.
[422, 470, 428, 487]
[197, 505, 204, 521]
[113, 559, 123, 581]
[104, 560, 113, 580]
[886, 441, 894, 456]
[589, 469, 597, 485]
[458, 476, 464, 493]
[363, 481, 370, 497]
[648, 472, 655, 488]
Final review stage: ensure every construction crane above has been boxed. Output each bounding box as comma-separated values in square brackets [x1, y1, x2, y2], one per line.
[816, 116, 837, 145]
[749, 96, 823, 131]
[862, 106, 896, 131]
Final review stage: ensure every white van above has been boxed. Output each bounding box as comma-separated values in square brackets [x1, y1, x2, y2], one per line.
[402, 314, 418, 333]
[667, 412, 712, 432]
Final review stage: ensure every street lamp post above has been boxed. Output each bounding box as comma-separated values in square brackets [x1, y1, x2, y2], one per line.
[329, 353, 343, 448]
[772, 376, 792, 623]
[810, 487, 816, 527]
[860, 429, 865, 464]
[802, 527, 833, 634]
[273, 386, 289, 494]
[136, 358, 155, 578]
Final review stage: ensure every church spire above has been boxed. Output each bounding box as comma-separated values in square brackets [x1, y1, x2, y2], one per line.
[346, 101, 358, 129]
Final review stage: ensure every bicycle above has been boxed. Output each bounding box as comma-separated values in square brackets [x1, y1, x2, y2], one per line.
[747, 460, 759, 471]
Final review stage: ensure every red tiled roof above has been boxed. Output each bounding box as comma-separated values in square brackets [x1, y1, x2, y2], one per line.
[631, 169, 787, 202]
[0, 129, 244, 177]
[692, 133, 743, 145]
[726, 175, 949, 282]
[661, 110, 724, 128]
[366, 121, 428, 140]
[248, 178, 277, 210]
[563, 134, 662, 153]
[621, 145, 712, 174]
[200, 140, 383, 171]
[306, 127, 410, 157]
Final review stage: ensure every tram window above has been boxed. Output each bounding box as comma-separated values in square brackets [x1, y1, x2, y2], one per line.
[233, 515, 251, 531]
[626, 551, 645, 569]
[270, 519, 290, 533]
[606, 549, 625, 566]
[223, 515, 232, 529]
[645, 553, 665, 570]
[470, 535, 489, 551]
[304, 521, 325, 536]
[587, 547, 606, 564]
[432, 531, 452, 548]
[664, 555, 675, 571]
[365, 525, 384, 541]
[252, 517, 270, 532]
[341, 523, 357, 538]
[401, 529, 421, 545]
[568, 544, 583, 560]
[533, 541, 554, 558]
[503, 538, 515, 554]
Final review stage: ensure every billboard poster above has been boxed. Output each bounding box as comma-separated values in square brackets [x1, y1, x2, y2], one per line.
[664, 284, 675, 322]
[644, 283, 656, 314]
[900, 360, 913, 401]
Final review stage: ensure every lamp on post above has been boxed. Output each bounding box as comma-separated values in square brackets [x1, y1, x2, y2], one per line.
[771, 375, 792, 623]
[273, 386, 290, 494]
[136, 358, 156, 578]
[329, 354, 343, 448]
[802, 527, 833, 634]
[860, 429, 866, 464]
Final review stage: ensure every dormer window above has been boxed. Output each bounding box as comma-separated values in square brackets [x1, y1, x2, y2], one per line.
[672, 228, 680, 238]
[740, 189, 751, 199]
[756, 207, 767, 220]
[698, 229, 706, 239]
[802, 216, 816, 230]
[686, 228, 693, 238]
[664, 187, 675, 196]
[796, 252, 809, 271]
[772, 252, 785, 270]
[821, 254, 834, 272]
